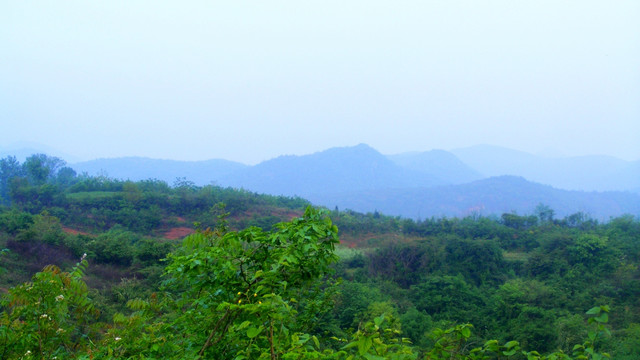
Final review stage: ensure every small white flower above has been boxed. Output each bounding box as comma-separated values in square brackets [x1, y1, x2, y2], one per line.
[25, 350, 32, 355]
[40, 314, 48, 319]
[55, 294, 64, 301]
[115, 337, 121, 341]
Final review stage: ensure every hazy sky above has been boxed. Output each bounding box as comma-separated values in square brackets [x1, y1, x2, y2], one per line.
[1, 1, 639, 164]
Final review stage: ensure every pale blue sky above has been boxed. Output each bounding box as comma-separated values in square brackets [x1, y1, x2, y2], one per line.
[1, 1, 639, 164]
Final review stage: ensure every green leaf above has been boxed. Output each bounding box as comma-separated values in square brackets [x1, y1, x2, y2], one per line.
[504, 340, 519, 349]
[236, 320, 251, 331]
[503, 349, 517, 356]
[247, 326, 262, 339]
[358, 337, 373, 355]
[594, 313, 608, 323]
[586, 306, 601, 315]
[374, 313, 385, 327]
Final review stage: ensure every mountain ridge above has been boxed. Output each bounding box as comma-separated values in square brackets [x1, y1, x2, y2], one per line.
[220, 143, 444, 197]
[4, 143, 638, 220]
[451, 144, 639, 191]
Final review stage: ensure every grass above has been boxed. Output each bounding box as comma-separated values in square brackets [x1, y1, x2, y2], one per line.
[334, 245, 365, 261]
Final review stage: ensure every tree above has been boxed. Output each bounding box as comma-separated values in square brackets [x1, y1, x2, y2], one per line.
[22, 154, 66, 186]
[102, 206, 341, 359]
[0, 259, 97, 359]
[0, 156, 23, 204]
[54, 166, 78, 188]
[535, 203, 555, 224]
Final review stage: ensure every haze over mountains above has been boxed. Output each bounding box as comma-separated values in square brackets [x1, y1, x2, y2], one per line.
[451, 145, 640, 192]
[3, 143, 639, 220]
[314, 175, 640, 220]
[69, 157, 247, 187]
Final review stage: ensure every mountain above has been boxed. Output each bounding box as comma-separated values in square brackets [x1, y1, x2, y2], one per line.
[31, 143, 636, 221]
[0, 142, 83, 163]
[309, 176, 640, 221]
[450, 145, 539, 177]
[451, 145, 639, 191]
[71, 157, 247, 186]
[220, 144, 443, 197]
[387, 149, 482, 184]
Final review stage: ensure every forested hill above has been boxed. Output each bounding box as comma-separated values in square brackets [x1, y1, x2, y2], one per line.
[61, 144, 640, 220]
[1, 153, 640, 358]
[219, 143, 444, 196]
[64, 144, 640, 193]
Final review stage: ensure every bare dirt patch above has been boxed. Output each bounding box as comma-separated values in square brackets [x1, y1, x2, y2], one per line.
[163, 227, 194, 240]
[62, 226, 91, 236]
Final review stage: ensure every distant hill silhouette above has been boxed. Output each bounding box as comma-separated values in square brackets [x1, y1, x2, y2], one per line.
[451, 145, 640, 191]
[221, 144, 443, 197]
[0, 143, 82, 163]
[9, 142, 635, 220]
[72, 157, 247, 186]
[310, 176, 640, 221]
[387, 149, 482, 184]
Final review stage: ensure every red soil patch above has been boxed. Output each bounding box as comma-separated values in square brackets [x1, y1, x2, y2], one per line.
[62, 227, 91, 236]
[163, 227, 194, 240]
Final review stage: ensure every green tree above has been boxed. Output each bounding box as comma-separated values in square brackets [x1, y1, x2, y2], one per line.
[100, 206, 341, 359]
[22, 154, 66, 186]
[0, 259, 97, 359]
[0, 156, 23, 204]
[535, 203, 555, 224]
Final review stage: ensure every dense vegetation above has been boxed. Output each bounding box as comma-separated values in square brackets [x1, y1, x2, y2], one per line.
[1, 154, 639, 359]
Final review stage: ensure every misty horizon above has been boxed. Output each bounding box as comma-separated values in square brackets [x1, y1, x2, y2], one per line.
[2, 141, 639, 166]
[2, 1, 639, 165]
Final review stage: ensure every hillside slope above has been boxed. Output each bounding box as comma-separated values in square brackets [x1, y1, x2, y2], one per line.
[221, 144, 444, 197]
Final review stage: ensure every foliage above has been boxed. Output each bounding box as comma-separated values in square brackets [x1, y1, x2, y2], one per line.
[0, 201, 634, 359]
[0, 154, 639, 359]
[0, 258, 97, 359]
[89, 206, 340, 359]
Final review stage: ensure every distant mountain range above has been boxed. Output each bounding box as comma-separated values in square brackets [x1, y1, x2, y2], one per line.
[309, 176, 640, 220]
[219, 144, 444, 197]
[3, 143, 639, 220]
[450, 145, 640, 192]
[0, 143, 83, 163]
[72, 157, 247, 186]
[387, 149, 482, 185]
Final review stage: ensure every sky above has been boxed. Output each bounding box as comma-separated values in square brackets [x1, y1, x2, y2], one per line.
[1, 1, 639, 164]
